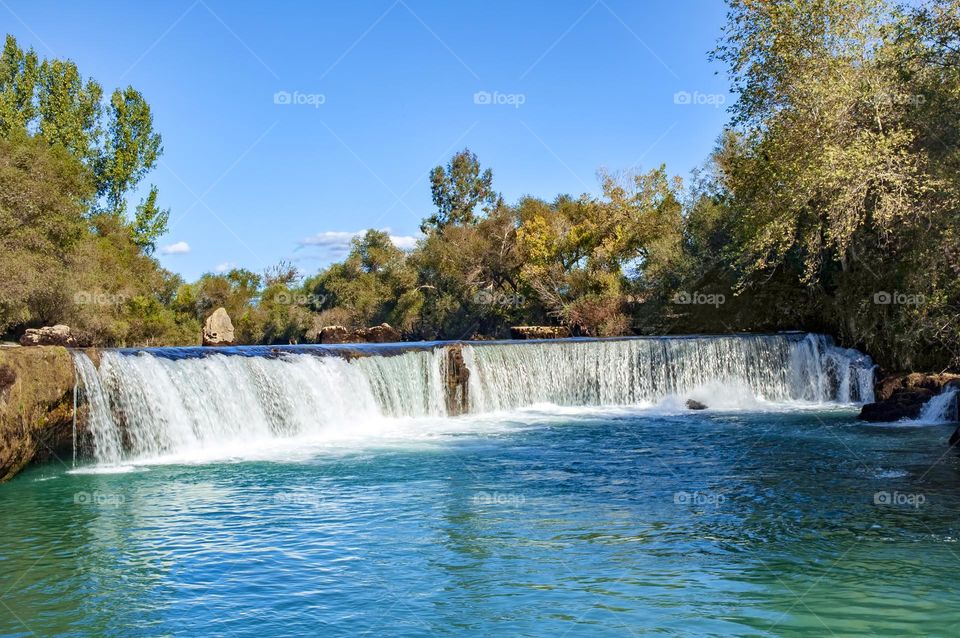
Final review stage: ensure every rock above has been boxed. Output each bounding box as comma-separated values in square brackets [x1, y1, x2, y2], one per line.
[444, 344, 470, 416]
[356, 323, 401, 343]
[858, 390, 933, 422]
[874, 371, 960, 401]
[319, 323, 401, 344]
[319, 325, 351, 344]
[0, 346, 76, 482]
[860, 371, 960, 422]
[510, 326, 571, 340]
[686, 399, 708, 410]
[19, 325, 86, 347]
[202, 308, 235, 346]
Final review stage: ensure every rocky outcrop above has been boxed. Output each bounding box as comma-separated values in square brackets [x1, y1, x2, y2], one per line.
[319, 325, 350, 344]
[859, 372, 960, 422]
[19, 325, 88, 347]
[202, 308, 235, 346]
[444, 344, 470, 416]
[0, 346, 76, 482]
[318, 323, 401, 344]
[355, 323, 401, 343]
[686, 399, 708, 410]
[510, 326, 571, 340]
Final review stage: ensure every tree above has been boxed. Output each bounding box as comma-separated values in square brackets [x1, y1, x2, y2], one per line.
[96, 86, 163, 215]
[0, 35, 38, 135]
[131, 186, 169, 254]
[0, 132, 91, 333]
[422, 148, 499, 233]
[305, 230, 420, 332]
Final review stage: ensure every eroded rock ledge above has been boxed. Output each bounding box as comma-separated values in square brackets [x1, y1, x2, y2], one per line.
[0, 346, 77, 482]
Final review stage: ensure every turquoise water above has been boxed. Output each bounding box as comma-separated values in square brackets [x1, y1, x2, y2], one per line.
[1, 406, 958, 636]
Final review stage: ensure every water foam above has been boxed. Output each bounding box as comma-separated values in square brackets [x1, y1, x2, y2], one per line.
[73, 333, 874, 465]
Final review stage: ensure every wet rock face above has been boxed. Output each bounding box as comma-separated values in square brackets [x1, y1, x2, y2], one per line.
[202, 308, 235, 346]
[444, 344, 470, 416]
[0, 346, 76, 482]
[318, 323, 401, 344]
[19, 325, 88, 347]
[510, 326, 571, 340]
[686, 399, 708, 410]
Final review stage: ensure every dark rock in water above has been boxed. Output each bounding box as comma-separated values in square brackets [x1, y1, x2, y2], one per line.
[510, 326, 571, 340]
[444, 344, 470, 416]
[686, 399, 708, 410]
[202, 308, 235, 346]
[858, 390, 932, 422]
[19, 325, 88, 347]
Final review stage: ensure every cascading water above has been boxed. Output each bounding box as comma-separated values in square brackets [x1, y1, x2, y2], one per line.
[73, 333, 875, 465]
[914, 387, 959, 424]
[465, 333, 874, 412]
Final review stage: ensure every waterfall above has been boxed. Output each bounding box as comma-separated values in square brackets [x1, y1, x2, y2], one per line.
[915, 387, 959, 424]
[73, 333, 875, 464]
[465, 333, 874, 412]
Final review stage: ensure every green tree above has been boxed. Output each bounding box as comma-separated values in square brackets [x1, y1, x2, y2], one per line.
[0, 132, 91, 333]
[96, 86, 163, 215]
[131, 186, 169, 254]
[422, 148, 499, 233]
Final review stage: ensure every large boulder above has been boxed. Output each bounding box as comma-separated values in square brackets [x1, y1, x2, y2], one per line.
[510, 326, 571, 340]
[202, 308, 235, 346]
[19, 325, 87, 347]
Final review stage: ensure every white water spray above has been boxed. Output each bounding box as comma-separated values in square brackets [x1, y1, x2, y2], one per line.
[914, 387, 959, 424]
[73, 334, 874, 464]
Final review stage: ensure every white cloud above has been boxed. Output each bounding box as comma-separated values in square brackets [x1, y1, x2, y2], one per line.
[296, 228, 420, 261]
[160, 241, 191, 255]
[215, 262, 235, 273]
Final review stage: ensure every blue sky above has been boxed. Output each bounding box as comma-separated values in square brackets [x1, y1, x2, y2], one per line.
[3, 0, 731, 281]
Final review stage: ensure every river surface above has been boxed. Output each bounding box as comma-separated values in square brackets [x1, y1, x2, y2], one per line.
[1, 404, 958, 637]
